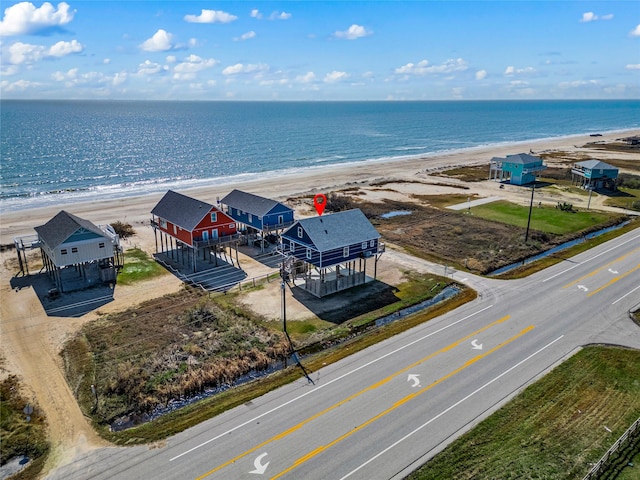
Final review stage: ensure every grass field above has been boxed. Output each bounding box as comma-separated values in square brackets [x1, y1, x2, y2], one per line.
[407, 346, 640, 480]
[470, 200, 617, 235]
[116, 248, 168, 285]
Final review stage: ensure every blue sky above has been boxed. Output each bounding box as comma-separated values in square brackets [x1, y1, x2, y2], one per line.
[1, 1, 639, 100]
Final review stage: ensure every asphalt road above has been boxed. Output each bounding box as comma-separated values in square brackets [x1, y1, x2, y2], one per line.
[47, 228, 640, 480]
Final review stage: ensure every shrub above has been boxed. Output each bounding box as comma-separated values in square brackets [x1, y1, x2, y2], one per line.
[110, 221, 136, 239]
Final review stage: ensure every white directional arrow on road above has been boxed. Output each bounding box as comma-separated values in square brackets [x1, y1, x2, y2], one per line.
[407, 374, 421, 388]
[608, 268, 619, 274]
[577, 285, 589, 292]
[250, 453, 270, 475]
[471, 339, 483, 350]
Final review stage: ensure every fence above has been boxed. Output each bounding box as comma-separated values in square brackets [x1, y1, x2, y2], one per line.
[582, 416, 640, 480]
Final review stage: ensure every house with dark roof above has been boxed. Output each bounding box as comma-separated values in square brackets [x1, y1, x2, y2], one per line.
[489, 153, 547, 185]
[571, 159, 618, 190]
[34, 210, 122, 292]
[280, 209, 383, 297]
[220, 189, 295, 236]
[151, 190, 239, 272]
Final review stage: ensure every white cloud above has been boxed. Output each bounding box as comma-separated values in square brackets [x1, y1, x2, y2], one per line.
[47, 39, 82, 57]
[269, 11, 291, 20]
[51, 67, 127, 88]
[103, 58, 111, 65]
[234, 31, 256, 42]
[0, 1, 75, 36]
[395, 58, 468, 76]
[475, 70, 487, 80]
[558, 79, 599, 88]
[580, 12, 613, 23]
[250, 9, 262, 19]
[173, 54, 217, 80]
[6, 39, 82, 64]
[626, 64, 640, 70]
[631, 24, 640, 37]
[504, 65, 535, 76]
[184, 9, 237, 24]
[137, 59, 166, 76]
[335, 24, 372, 40]
[295, 72, 316, 83]
[324, 70, 348, 83]
[140, 29, 174, 52]
[222, 63, 268, 75]
[0, 79, 42, 91]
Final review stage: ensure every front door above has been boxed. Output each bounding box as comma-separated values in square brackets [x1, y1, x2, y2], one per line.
[211, 228, 218, 239]
[202, 230, 209, 241]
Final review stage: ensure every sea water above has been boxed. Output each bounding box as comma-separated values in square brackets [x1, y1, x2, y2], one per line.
[2, 99, 638, 211]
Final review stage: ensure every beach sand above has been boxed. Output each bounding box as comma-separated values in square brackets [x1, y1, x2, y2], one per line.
[1, 129, 638, 478]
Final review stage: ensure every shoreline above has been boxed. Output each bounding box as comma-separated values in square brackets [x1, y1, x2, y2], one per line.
[1, 128, 638, 244]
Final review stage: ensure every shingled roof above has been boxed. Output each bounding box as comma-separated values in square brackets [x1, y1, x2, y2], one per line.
[34, 210, 107, 249]
[220, 189, 286, 217]
[574, 159, 617, 171]
[290, 209, 379, 252]
[151, 190, 217, 231]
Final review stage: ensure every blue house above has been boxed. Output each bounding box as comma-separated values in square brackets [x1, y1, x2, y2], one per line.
[280, 209, 383, 297]
[489, 153, 547, 185]
[220, 189, 295, 237]
[571, 159, 618, 190]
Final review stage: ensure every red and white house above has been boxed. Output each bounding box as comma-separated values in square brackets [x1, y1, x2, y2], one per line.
[151, 190, 239, 271]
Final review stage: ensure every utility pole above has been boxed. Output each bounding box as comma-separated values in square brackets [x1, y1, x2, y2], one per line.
[525, 183, 535, 243]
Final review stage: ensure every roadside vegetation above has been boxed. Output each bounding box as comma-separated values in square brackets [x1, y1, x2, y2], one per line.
[407, 346, 640, 480]
[61, 272, 466, 442]
[0, 373, 49, 480]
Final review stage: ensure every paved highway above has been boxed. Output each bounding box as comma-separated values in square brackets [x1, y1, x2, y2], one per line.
[48, 229, 640, 480]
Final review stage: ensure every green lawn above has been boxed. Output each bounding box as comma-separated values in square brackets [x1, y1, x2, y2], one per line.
[407, 346, 640, 480]
[470, 200, 617, 235]
[117, 248, 168, 285]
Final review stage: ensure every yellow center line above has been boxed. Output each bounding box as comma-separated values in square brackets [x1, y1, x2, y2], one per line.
[271, 325, 535, 480]
[587, 264, 640, 297]
[194, 315, 511, 480]
[563, 247, 640, 289]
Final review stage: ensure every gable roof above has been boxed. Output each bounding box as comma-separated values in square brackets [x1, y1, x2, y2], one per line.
[287, 209, 380, 252]
[151, 190, 217, 231]
[35, 210, 107, 249]
[220, 189, 290, 217]
[575, 159, 618, 171]
[502, 153, 543, 165]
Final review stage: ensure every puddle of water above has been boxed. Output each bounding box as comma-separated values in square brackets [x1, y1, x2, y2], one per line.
[381, 210, 412, 219]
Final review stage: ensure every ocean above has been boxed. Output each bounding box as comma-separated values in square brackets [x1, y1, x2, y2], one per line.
[1, 99, 639, 212]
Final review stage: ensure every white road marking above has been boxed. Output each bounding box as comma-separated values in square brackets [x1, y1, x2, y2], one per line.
[339, 335, 565, 480]
[542, 233, 640, 283]
[612, 284, 640, 305]
[169, 304, 495, 461]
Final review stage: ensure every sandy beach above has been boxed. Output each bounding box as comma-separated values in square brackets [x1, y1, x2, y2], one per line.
[2, 129, 638, 246]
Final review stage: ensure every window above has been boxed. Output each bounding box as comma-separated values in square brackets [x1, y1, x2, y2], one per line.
[248, 214, 253, 223]
[370, 239, 375, 248]
[362, 242, 367, 250]
[210, 212, 217, 223]
[71, 247, 78, 253]
[99, 242, 105, 248]
[61, 249, 67, 255]
[343, 246, 349, 257]
[306, 248, 312, 259]
[278, 215, 284, 225]
[159, 219, 167, 229]
[290, 242, 295, 253]
[297, 227, 303, 238]
[173, 225, 177, 234]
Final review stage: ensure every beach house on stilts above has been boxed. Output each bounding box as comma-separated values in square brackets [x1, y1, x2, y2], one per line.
[489, 153, 547, 185]
[151, 190, 239, 273]
[30, 210, 122, 293]
[220, 189, 295, 251]
[280, 209, 384, 297]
